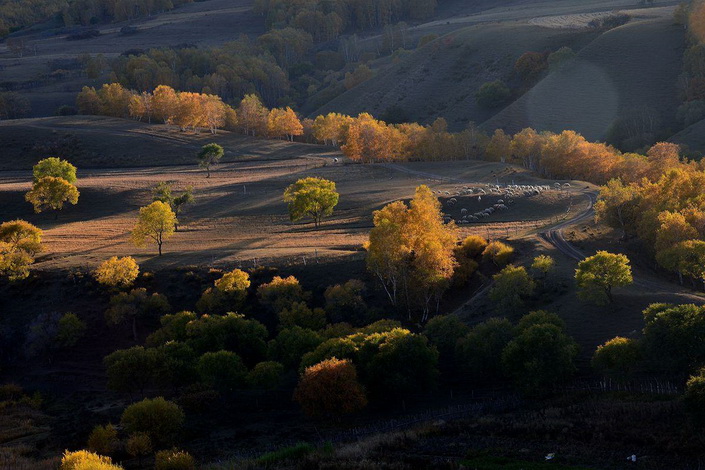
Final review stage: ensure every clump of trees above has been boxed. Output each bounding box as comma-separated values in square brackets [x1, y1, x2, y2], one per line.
[283, 177, 340, 227]
[94, 256, 139, 289]
[366, 185, 457, 320]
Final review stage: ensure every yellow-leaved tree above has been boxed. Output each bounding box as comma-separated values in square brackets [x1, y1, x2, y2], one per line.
[25, 176, 79, 218]
[95, 256, 140, 289]
[366, 185, 457, 320]
[131, 201, 177, 256]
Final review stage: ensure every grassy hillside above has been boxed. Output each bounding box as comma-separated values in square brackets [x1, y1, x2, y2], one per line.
[484, 10, 684, 142]
[310, 22, 596, 129]
[670, 117, 705, 155]
[0, 116, 339, 170]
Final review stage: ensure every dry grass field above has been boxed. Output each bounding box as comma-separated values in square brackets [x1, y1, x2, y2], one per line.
[0, 118, 582, 272]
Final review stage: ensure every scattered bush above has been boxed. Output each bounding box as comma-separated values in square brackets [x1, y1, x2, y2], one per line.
[94, 256, 139, 289]
[87, 424, 119, 455]
[592, 336, 640, 381]
[257, 275, 309, 313]
[125, 432, 152, 461]
[60, 450, 122, 470]
[476, 80, 511, 108]
[154, 449, 196, 470]
[120, 397, 185, 446]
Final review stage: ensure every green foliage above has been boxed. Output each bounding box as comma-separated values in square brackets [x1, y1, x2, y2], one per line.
[283, 177, 340, 227]
[147, 311, 197, 347]
[120, 397, 185, 447]
[592, 336, 640, 381]
[476, 80, 511, 108]
[33, 157, 77, 184]
[268, 326, 324, 369]
[197, 350, 248, 391]
[56, 313, 86, 348]
[489, 265, 535, 313]
[456, 317, 515, 381]
[197, 269, 250, 315]
[87, 424, 119, 455]
[279, 301, 327, 330]
[255, 442, 315, 466]
[423, 315, 469, 360]
[153, 182, 194, 228]
[104, 288, 170, 341]
[575, 251, 633, 304]
[324, 279, 368, 325]
[531, 255, 555, 280]
[502, 321, 578, 394]
[641, 303, 705, 374]
[157, 342, 197, 389]
[104, 346, 164, 396]
[197, 143, 224, 178]
[247, 361, 284, 389]
[685, 367, 705, 422]
[547, 46, 576, 70]
[125, 432, 152, 459]
[185, 313, 268, 366]
[516, 310, 564, 334]
[154, 449, 196, 470]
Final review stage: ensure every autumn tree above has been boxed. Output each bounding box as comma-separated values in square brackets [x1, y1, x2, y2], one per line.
[131, 201, 177, 256]
[594, 179, 641, 240]
[575, 251, 633, 305]
[237, 94, 268, 136]
[95, 256, 139, 289]
[25, 176, 79, 218]
[283, 177, 339, 227]
[33, 157, 77, 184]
[366, 185, 457, 319]
[151, 85, 179, 124]
[197, 268, 251, 315]
[267, 107, 303, 141]
[0, 220, 42, 281]
[60, 450, 123, 470]
[87, 424, 119, 455]
[482, 241, 514, 267]
[257, 275, 308, 313]
[197, 143, 224, 178]
[293, 357, 367, 419]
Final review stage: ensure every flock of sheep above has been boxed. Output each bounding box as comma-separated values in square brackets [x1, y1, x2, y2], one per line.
[436, 182, 571, 225]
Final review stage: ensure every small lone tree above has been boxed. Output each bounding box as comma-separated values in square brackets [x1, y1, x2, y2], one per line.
[131, 201, 177, 256]
[283, 177, 339, 227]
[197, 143, 224, 178]
[575, 251, 633, 305]
[25, 176, 79, 218]
[489, 264, 535, 313]
[153, 182, 194, 231]
[95, 256, 139, 289]
[33, 157, 77, 184]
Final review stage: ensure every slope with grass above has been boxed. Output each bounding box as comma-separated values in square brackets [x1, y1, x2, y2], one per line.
[484, 11, 684, 141]
[310, 22, 597, 129]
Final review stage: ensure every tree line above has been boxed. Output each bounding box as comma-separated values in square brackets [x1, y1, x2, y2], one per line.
[253, 0, 438, 42]
[0, 0, 194, 38]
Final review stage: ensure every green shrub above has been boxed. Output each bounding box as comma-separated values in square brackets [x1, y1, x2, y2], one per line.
[120, 397, 184, 446]
[196, 350, 247, 391]
[247, 361, 284, 389]
[482, 241, 514, 267]
[87, 424, 119, 455]
[476, 80, 511, 108]
[56, 313, 86, 348]
[256, 442, 315, 465]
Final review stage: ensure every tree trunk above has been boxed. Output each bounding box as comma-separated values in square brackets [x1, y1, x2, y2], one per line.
[158, 241, 162, 256]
